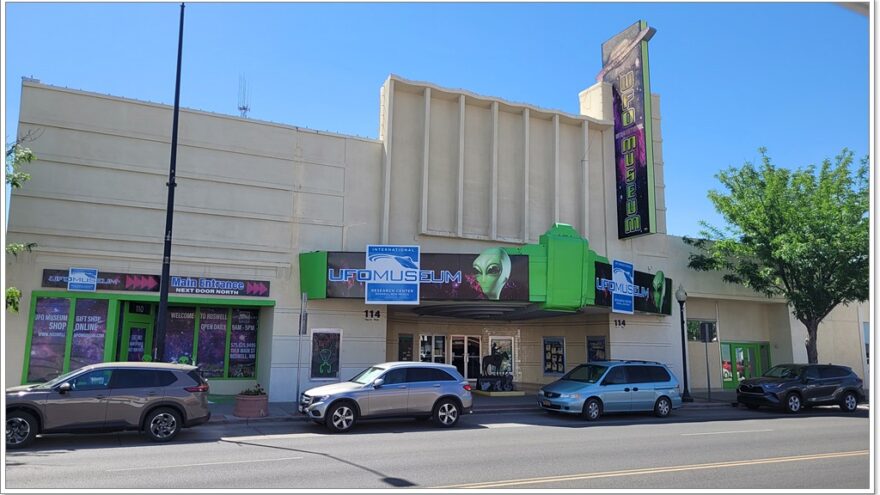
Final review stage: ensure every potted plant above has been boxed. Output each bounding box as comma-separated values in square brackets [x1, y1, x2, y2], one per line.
[233, 384, 268, 418]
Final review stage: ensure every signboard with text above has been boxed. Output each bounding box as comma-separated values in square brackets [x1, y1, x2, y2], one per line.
[326, 251, 529, 301]
[600, 21, 658, 238]
[365, 245, 421, 304]
[594, 261, 672, 315]
[43, 269, 270, 297]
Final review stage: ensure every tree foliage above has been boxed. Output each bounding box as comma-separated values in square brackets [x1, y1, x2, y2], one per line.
[5, 132, 40, 312]
[684, 148, 869, 363]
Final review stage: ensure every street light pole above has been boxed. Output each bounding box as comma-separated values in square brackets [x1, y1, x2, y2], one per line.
[676, 284, 693, 402]
[154, 3, 186, 363]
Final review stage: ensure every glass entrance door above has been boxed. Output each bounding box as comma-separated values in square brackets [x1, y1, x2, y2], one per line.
[450, 335, 482, 381]
[721, 342, 770, 390]
[118, 302, 155, 361]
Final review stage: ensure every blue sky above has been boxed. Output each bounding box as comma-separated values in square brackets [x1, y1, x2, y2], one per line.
[3, 2, 869, 237]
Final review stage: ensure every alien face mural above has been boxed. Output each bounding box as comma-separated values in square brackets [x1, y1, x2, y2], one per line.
[472, 248, 512, 300]
[652, 270, 666, 310]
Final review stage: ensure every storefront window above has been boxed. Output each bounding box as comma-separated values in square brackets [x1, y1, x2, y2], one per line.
[587, 337, 607, 362]
[419, 334, 446, 363]
[28, 297, 71, 382]
[229, 309, 259, 378]
[398, 334, 413, 361]
[165, 307, 196, 365]
[543, 337, 565, 374]
[197, 307, 229, 378]
[687, 320, 717, 342]
[311, 329, 341, 379]
[69, 299, 109, 370]
[721, 345, 733, 384]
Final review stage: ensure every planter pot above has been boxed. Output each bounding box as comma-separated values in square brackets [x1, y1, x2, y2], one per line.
[233, 394, 269, 418]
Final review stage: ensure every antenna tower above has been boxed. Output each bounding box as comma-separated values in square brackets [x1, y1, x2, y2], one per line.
[238, 75, 251, 118]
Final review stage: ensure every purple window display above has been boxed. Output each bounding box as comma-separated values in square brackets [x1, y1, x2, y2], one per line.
[165, 307, 196, 365]
[28, 297, 71, 382]
[229, 309, 258, 378]
[68, 299, 109, 371]
[197, 307, 228, 378]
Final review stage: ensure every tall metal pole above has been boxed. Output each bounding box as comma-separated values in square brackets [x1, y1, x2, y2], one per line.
[295, 293, 308, 405]
[679, 299, 693, 402]
[154, 3, 186, 362]
[704, 336, 712, 401]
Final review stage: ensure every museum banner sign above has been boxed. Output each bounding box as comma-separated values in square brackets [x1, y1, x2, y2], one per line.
[42, 269, 271, 297]
[600, 20, 658, 239]
[326, 249, 529, 301]
[594, 261, 671, 315]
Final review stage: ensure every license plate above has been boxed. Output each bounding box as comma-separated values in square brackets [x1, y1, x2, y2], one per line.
[542, 400, 551, 407]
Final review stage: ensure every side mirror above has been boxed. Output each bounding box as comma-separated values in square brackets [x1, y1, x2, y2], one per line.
[57, 382, 72, 394]
[372, 378, 385, 389]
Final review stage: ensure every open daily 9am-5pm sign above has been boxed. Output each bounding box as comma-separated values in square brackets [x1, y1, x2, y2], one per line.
[365, 245, 421, 304]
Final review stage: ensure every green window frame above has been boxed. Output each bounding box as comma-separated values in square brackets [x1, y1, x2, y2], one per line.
[22, 291, 274, 384]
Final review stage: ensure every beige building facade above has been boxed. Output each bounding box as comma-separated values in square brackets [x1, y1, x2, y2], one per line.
[5, 75, 870, 401]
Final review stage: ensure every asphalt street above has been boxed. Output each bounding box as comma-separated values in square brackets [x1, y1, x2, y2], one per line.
[4, 406, 871, 490]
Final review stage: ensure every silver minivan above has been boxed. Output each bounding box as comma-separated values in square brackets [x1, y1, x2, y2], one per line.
[538, 360, 682, 420]
[300, 361, 473, 432]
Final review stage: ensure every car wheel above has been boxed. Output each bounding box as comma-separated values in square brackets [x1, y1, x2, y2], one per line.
[839, 391, 859, 412]
[145, 407, 182, 443]
[783, 393, 802, 414]
[433, 399, 461, 428]
[654, 397, 672, 418]
[582, 398, 601, 421]
[745, 404, 760, 410]
[6, 411, 38, 449]
[325, 402, 357, 433]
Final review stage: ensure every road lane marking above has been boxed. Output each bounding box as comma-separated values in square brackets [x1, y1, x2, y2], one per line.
[433, 450, 869, 489]
[482, 423, 530, 429]
[220, 432, 323, 442]
[106, 456, 303, 472]
[681, 428, 774, 436]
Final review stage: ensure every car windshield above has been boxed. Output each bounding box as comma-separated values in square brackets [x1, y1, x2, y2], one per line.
[31, 368, 85, 390]
[762, 365, 801, 379]
[560, 364, 608, 383]
[349, 366, 386, 385]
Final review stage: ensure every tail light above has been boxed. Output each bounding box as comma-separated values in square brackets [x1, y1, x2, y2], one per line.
[185, 384, 209, 393]
[463, 384, 472, 391]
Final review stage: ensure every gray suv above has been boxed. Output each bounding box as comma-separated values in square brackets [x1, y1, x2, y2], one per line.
[300, 361, 473, 432]
[6, 362, 211, 449]
[538, 360, 683, 420]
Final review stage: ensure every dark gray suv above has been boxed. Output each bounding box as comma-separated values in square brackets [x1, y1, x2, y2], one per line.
[6, 362, 211, 449]
[736, 363, 865, 413]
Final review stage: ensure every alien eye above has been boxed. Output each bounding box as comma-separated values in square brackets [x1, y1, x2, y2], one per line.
[487, 264, 501, 275]
[473, 266, 484, 276]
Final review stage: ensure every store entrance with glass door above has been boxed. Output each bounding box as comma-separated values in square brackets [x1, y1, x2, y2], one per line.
[117, 301, 155, 362]
[451, 335, 481, 381]
[721, 342, 770, 390]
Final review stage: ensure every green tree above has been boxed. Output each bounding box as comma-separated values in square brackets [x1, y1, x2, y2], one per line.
[5, 133, 39, 312]
[685, 148, 869, 364]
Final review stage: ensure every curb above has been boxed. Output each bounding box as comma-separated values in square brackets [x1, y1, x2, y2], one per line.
[207, 401, 739, 424]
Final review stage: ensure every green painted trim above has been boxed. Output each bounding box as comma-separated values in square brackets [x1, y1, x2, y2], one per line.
[28, 290, 275, 307]
[20, 293, 40, 384]
[223, 307, 232, 378]
[640, 26, 657, 234]
[103, 299, 120, 363]
[62, 298, 76, 373]
[299, 251, 328, 299]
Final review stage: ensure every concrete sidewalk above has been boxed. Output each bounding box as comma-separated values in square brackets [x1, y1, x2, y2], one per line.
[207, 389, 738, 425]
